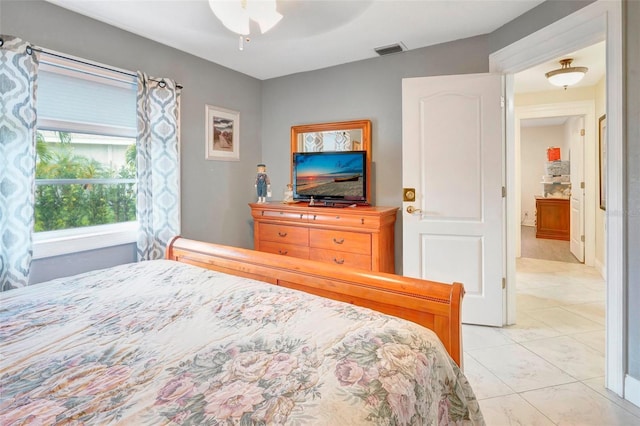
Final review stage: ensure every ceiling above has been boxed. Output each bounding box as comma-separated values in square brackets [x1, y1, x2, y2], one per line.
[43, 0, 605, 91]
[514, 41, 606, 93]
[45, 0, 546, 80]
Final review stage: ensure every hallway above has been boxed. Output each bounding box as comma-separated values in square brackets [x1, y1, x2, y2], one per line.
[521, 225, 580, 264]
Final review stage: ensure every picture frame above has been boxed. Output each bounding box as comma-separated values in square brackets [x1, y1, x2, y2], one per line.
[598, 114, 607, 210]
[205, 105, 239, 161]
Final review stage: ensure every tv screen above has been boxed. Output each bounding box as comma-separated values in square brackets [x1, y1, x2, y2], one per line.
[293, 151, 367, 204]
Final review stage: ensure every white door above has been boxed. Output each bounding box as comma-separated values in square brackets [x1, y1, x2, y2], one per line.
[402, 73, 504, 326]
[569, 116, 585, 262]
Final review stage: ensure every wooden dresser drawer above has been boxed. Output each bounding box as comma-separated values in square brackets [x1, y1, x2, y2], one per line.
[309, 229, 371, 255]
[257, 209, 306, 222]
[259, 223, 308, 245]
[251, 203, 397, 273]
[308, 212, 378, 229]
[310, 248, 371, 270]
[260, 241, 310, 258]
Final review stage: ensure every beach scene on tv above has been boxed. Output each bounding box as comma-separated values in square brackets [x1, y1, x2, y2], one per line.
[294, 152, 365, 199]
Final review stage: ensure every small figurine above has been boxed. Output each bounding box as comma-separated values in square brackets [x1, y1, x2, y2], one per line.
[255, 163, 271, 203]
[283, 183, 294, 203]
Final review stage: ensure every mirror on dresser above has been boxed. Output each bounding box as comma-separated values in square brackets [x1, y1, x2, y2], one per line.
[290, 119, 372, 205]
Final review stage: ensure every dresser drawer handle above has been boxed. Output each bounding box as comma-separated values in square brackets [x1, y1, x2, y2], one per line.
[361, 218, 364, 225]
[278, 249, 288, 255]
[335, 216, 340, 219]
[333, 238, 345, 244]
[278, 231, 288, 237]
[333, 257, 345, 265]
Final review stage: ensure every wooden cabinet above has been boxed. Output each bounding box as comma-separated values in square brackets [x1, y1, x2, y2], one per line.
[250, 203, 398, 273]
[535, 197, 570, 241]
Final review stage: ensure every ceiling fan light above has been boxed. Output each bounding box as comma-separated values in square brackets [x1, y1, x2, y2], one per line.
[545, 58, 588, 88]
[255, 11, 282, 34]
[246, 0, 282, 34]
[208, 0, 250, 35]
[209, 0, 282, 36]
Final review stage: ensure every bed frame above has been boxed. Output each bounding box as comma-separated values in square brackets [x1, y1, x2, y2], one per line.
[166, 237, 465, 367]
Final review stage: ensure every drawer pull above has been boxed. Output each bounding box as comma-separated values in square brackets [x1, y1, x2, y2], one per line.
[278, 249, 288, 255]
[335, 216, 340, 219]
[313, 215, 317, 220]
[333, 257, 345, 265]
[333, 238, 345, 244]
[361, 218, 364, 225]
[299, 214, 304, 219]
[278, 231, 288, 237]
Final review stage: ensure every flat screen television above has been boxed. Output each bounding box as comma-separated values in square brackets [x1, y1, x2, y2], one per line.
[293, 150, 368, 204]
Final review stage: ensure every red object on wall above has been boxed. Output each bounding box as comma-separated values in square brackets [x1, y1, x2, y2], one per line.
[547, 147, 561, 161]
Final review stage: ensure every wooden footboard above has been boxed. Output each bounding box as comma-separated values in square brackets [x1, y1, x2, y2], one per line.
[166, 237, 465, 367]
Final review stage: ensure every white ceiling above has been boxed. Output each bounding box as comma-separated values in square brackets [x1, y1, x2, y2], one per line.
[45, 0, 547, 80]
[43, 0, 605, 91]
[520, 116, 569, 128]
[514, 41, 606, 93]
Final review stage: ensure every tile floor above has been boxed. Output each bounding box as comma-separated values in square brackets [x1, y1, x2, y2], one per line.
[463, 257, 640, 425]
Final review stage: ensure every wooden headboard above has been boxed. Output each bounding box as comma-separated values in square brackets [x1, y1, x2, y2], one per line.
[166, 237, 465, 367]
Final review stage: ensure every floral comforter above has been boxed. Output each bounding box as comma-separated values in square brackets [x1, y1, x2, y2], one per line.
[0, 260, 484, 425]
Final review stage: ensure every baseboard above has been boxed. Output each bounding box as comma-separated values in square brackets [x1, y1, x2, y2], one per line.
[594, 257, 607, 280]
[521, 222, 535, 228]
[625, 374, 640, 409]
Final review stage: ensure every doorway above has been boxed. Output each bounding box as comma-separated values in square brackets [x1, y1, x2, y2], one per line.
[490, 0, 624, 396]
[514, 100, 600, 269]
[519, 114, 585, 264]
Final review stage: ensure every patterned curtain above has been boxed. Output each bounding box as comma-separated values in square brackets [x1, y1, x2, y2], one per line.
[333, 131, 352, 151]
[303, 132, 323, 152]
[303, 131, 352, 152]
[0, 36, 39, 291]
[136, 72, 181, 261]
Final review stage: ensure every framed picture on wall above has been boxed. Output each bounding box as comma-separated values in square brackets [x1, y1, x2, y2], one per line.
[598, 114, 607, 210]
[205, 105, 240, 161]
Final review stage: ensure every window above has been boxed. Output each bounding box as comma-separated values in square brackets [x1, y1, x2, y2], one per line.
[33, 54, 138, 258]
[35, 131, 136, 232]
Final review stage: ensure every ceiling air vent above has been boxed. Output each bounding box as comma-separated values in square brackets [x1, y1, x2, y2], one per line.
[374, 42, 406, 56]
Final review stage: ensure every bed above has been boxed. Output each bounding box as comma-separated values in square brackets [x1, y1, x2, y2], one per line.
[0, 237, 483, 425]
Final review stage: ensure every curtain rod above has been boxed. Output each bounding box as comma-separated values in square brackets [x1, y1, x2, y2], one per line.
[32, 47, 184, 89]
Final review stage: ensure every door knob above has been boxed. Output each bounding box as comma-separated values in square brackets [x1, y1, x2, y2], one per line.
[406, 205, 422, 214]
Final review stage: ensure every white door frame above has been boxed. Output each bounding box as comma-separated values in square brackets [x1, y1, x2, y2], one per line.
[515, 101, 596, 265]
[490, 0, 624, 396]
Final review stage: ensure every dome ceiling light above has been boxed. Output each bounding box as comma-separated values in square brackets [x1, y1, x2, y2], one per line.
[545, 58, 588, 89]
[208, 0, 283, 50]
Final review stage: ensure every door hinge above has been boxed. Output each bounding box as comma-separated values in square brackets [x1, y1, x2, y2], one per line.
[502, 277, 506, 289]
[580, 181, 585, 189]
[581, 235, 585, 242]
[500, 96, 505, 109]
[502, 186, 506, 198]
[580, 129, 585, 136]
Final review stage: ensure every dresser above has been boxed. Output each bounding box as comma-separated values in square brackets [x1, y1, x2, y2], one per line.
[535, 196, 570, 241]
[250, 203, 398, 273]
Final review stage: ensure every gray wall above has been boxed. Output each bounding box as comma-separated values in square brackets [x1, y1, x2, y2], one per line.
[1, 0, 263, 282]
[625, 0, 640, 381]
[261, 36, 490, 271]
[487, 0, 595, 53]
[29, 244, 137, 283]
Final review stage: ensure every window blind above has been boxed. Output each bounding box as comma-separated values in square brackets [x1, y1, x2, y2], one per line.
[37, 55, 137, 138]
